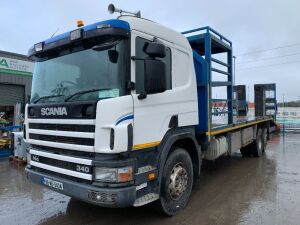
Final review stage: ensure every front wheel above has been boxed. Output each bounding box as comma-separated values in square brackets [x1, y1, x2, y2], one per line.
[156, 148, 194, 216]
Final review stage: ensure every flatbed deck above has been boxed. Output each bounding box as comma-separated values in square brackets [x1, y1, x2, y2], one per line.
[209, 116, 273, 136]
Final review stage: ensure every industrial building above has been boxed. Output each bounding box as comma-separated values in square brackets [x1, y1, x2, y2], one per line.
[0, 50, 33, 125]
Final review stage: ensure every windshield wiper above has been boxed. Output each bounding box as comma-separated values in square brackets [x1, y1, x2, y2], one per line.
[64, 88, 109, 102]
[33, 94, 65, 104]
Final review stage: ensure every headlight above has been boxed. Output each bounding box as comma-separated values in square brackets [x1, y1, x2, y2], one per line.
[95, 166, 133, 183]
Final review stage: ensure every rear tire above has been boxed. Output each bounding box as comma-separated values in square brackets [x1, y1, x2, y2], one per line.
[156, 148, 193, 216]
[252, 129, 264, 157]
[262, 128, 268, 152]
[240, 145, 251, 157]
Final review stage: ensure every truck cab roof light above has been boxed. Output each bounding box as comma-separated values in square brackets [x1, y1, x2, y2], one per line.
[34, 42, 44, 52]
[70, 28, 83, 41]
[77, 20, 84, 27]
[96, 24, 111, 29]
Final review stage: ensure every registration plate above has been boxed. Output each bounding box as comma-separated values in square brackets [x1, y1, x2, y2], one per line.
[41, 177, 64, 190]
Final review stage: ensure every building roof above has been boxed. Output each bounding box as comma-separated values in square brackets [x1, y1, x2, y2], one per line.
[0, 50, 30, 61]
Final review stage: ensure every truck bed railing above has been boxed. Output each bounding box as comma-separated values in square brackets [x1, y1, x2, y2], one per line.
[182, 26, 232, 47]
[184, 26, 234, 138]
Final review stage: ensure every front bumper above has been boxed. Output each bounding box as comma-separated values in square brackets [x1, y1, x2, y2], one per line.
[25, 167, 136, 207]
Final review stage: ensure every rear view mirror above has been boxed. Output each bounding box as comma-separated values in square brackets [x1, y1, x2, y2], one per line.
[144, 59, 166, 94]
[108, 50, 119, 63]
[132, 41, 168, 99]
[143, 42, 166, 58]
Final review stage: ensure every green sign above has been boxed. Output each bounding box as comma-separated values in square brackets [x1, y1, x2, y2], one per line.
[0, 59, 9, 68]
[0, 56, 33, 76]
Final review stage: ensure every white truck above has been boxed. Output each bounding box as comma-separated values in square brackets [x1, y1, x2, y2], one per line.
[25, 4, 277, 215]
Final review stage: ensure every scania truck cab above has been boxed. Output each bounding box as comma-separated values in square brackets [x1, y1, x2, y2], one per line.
[25, 5, 276, 216]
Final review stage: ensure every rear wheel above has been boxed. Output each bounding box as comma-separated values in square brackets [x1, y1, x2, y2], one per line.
[252, 129, 264, 157]
[156, 148, 193, 216]
[262, 128, 268, 152]
[240, 145, 251, 157]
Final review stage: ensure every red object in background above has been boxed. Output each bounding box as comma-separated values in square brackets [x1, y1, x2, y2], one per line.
[275, 123, 281, 131]
[248, 102, 255, 109]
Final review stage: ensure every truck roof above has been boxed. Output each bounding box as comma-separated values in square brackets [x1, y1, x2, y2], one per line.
[120, 16, 192, 50]
[35, 16, 192, 52]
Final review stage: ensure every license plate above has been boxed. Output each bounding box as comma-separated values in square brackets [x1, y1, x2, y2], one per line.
[41, 177, 64, 190]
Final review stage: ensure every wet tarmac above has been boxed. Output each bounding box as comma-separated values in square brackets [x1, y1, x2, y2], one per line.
[1, 132, 300, 225]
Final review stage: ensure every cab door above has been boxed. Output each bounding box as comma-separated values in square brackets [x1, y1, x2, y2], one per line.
[131, 30, 174, 150]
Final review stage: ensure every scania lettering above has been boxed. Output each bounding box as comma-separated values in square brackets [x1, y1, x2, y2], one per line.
[41, 107, 68, 116]
[25, 4, 278, 215]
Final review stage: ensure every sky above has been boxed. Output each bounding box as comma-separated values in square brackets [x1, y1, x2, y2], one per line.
[1, 0, 299, 101]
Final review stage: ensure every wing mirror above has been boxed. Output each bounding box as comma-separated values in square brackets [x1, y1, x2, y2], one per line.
[108, 50, 119, 63]
[143, 42, 166, 58]
[132, 41, 167, 99]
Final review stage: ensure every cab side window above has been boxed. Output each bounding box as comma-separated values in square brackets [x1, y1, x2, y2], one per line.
[135, 37, 172, 94]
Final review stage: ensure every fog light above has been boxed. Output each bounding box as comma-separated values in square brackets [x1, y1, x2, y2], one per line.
[88, 191, 116, 205]
[96, 194, 102, 201]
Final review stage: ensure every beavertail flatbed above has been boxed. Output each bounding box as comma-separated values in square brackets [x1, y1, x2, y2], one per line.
[25, 5, 278, 216]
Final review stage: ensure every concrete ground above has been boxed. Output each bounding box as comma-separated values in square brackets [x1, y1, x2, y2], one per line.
[1, 132, 300, 225]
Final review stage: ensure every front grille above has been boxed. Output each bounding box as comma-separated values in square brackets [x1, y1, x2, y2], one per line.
[27, 116, 96, 181]
[29, 123, 95, 132]
[31, 155, 92, 174]
[29, 133, 94, 146]
[31, 145, 95, 158]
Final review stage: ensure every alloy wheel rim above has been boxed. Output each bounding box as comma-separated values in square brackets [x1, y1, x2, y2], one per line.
[168, 163, 188, 200]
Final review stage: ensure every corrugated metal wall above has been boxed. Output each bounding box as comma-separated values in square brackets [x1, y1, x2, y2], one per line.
[0, 83, 24, 105]
[0, 74, 31, 102]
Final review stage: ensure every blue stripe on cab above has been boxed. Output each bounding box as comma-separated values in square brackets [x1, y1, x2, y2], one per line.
[116, 114, 134, 126]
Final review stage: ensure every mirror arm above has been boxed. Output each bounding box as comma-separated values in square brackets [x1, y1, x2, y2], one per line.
[138, 91, 147, 100]
[131, 56, 146, 61]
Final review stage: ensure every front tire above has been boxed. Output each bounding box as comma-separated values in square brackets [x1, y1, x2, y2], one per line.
[156, 148, 193, 216]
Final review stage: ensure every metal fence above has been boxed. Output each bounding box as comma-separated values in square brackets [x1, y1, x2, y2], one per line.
[276, 107, 300, 131]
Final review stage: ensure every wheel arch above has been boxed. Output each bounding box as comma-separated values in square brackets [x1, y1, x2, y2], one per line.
[157, 127, 201, 189]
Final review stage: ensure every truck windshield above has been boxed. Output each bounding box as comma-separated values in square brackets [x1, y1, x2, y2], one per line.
[30, 39, 127, 104]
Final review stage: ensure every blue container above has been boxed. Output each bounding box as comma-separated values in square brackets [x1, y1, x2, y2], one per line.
[0, 149, 13, 158]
